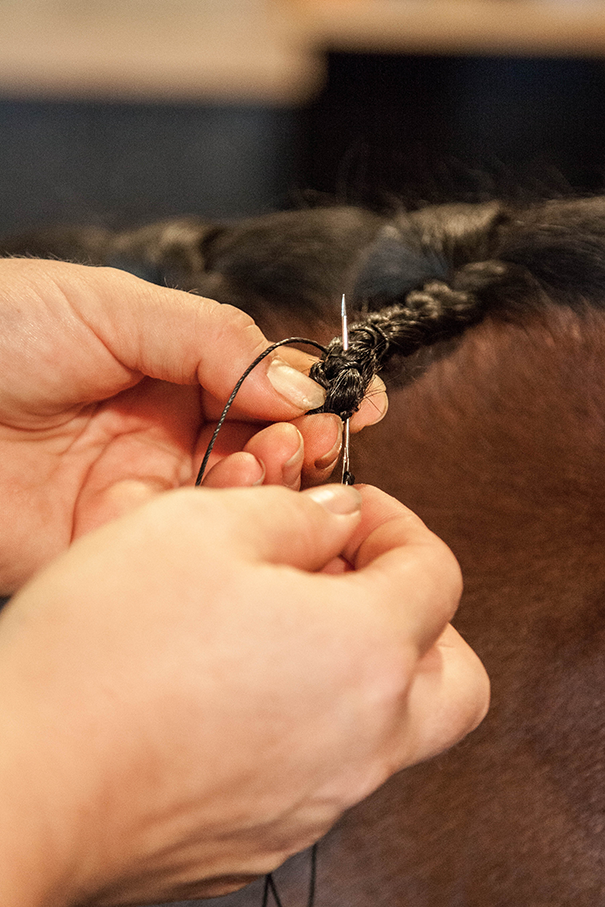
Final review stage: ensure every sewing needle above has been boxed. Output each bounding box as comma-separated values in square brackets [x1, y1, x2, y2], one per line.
[340, 293, 352, 485]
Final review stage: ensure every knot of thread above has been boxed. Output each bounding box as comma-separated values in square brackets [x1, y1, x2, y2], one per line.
[309, 260, 514, 420]
[309, 340, 378, 420]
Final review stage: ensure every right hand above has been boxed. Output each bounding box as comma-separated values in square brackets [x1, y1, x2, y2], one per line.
[0, 483, 488, 906]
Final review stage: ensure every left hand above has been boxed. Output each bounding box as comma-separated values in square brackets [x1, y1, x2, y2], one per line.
[0, 259, 386, 592]
[0, 483, 487, 906]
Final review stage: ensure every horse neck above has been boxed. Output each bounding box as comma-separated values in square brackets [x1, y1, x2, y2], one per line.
[353, 304, 605, 829]
[355, 304, 605, 658]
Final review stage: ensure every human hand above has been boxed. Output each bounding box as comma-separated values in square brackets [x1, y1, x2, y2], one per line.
[0, 483, 488, 906]
[0, 259, 387, 592]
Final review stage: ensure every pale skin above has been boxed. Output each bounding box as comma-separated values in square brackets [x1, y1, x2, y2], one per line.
[0, 258, 386, 593]
[0, 259, 490, 906]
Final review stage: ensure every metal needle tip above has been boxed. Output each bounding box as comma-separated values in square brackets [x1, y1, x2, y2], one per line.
[341, 293, 349, 351]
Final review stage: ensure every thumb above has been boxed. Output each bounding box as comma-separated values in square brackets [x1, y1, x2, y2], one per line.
[74, 483, 364, 576]
[64, 485, 361, 588]
[182, 484, 363, 572]
[49, 260, 326, 419]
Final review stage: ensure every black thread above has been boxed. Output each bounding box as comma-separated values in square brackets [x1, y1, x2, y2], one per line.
[308, 840, 317, 907]
[262, 872, 285, 907]
[262, 843, 318, 907]
[195, 338, 327, 486]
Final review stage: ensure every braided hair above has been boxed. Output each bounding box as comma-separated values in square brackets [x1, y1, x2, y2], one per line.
[5, 196, 605, 424]
[309, 196, 605, 421]
[310, 259, 517, 419]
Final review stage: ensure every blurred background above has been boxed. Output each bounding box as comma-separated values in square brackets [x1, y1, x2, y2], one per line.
[2, 0, 605, 235]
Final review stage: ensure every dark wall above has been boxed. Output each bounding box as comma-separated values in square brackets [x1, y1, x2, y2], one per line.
[300, 54, 605, 209]
[0, 99, 296, 235]
[2, 54, 605, 238]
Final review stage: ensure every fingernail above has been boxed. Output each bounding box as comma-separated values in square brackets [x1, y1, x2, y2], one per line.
[314, 416, 343, 470]
[250, 457, 266, 487]
[267, 357, 326, 411]
[282, 429, 304, 489]
[305, 484, 362, 515]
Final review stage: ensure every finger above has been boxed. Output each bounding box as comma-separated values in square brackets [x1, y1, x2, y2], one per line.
[242, 423, 304, 489]
[268, 348, 388, 432]
[4, 259, 326, 421]
[194, 421, 264, 480]
[203, 421, 306, 491]
[341, 485, 463, 654]
[197, 484, 363, 572]
[194, 422, 303, 489]
[243, 415, 342, 488]
[84, 484, 361, 579]
[292, 413, 342, 487]
[195, 416, 342, 490]
[394, 624, 490, 767]
[201, 452, 265, 489]
[59, 264, 327, 418]
[350, 376, 388, 431]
